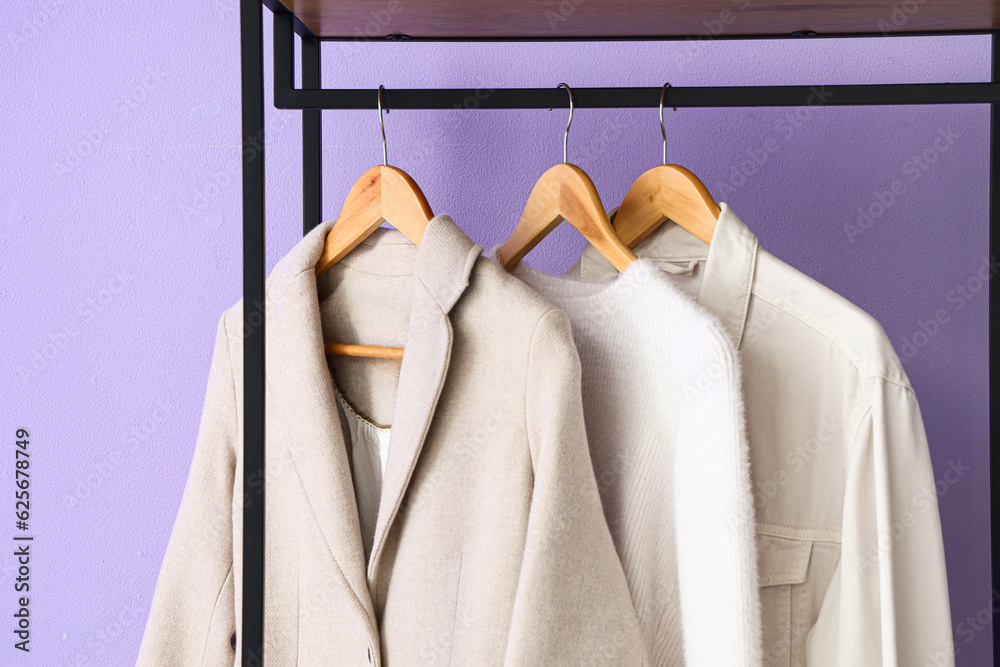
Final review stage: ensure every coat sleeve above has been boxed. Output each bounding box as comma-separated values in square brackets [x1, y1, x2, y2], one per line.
[136, 313, 238, 666]
[504, 308, 648, 666]
[806, 377, 953, 666]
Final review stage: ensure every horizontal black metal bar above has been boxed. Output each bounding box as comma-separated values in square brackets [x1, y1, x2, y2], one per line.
[270, 4, 997, 110]
[315, 28, 995, 42]
[275, 83, 1000, 110]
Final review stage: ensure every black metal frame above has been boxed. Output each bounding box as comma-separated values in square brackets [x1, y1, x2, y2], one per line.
[241, 1, 1000, 662]
[239, 3, 265, 665]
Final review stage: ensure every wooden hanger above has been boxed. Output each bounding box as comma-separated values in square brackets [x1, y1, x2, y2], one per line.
[613, 83, 721, 248]
[497, 84, 636, 272]
[315, 86, 432, 360]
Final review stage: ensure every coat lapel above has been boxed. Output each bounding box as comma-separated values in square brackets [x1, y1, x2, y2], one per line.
[265, 219, 375, 622]
[264, 214, 482, 612]
[367, 215, 483, 580]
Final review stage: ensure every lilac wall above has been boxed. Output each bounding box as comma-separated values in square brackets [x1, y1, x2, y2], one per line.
[1, 2, 990, 664]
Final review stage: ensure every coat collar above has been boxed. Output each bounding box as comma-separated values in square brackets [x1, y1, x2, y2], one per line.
[576, 202, 759, 349]
[264, 214, 482, 616]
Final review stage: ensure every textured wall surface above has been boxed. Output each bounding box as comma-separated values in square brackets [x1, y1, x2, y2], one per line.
[0, 2, 990, 665]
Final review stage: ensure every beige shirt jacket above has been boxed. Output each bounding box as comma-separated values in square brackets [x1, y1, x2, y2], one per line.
[136, 214, 646, 666]
[572, 204, 953, 667]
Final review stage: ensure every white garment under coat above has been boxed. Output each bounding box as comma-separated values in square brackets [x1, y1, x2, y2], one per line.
[571, 202, 953, 666]
[497, 253, 762, 666]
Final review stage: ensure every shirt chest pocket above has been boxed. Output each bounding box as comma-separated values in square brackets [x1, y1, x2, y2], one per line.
[757, 533, 813, 667]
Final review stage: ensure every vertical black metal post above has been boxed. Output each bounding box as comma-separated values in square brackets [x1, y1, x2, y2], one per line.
[240, 0, 266, 664]
[274, 14, 295, 115]
[303, 34, 322, 235]
[991, 29, 999, 665]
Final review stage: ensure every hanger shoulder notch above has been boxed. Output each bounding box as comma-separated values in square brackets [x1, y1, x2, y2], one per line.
[316, 165, 433, 276]
[614, 164, 720, 248]
[381, 165, 434, 242]
[498, 163, 635, 272]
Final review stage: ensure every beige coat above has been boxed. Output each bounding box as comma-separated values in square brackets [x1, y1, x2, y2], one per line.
[136, 215, 646, 666]
[573, 203, 954, 666]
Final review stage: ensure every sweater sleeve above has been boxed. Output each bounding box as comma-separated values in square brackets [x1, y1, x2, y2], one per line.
[504, 308, 648, 666]
[674, 323, 763, 667]
[806, 377, 953, 666]
[136, 313, 238, 666]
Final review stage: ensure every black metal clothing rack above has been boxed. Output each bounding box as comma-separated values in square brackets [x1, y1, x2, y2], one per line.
[239, 1, 1000, 663]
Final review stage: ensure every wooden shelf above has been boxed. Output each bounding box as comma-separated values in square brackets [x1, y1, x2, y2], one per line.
[276, 0, 1000, 38]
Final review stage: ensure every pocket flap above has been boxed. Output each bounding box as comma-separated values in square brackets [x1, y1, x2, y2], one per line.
[757, 533, 812, 587]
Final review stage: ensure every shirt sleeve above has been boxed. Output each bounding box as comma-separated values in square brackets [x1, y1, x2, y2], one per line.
[136, 313, 238, 666]
[806, 377, 953, 666]
[504, 308, 648, 666]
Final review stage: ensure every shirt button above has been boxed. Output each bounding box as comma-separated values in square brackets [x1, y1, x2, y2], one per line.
[368, 646, 373, 663]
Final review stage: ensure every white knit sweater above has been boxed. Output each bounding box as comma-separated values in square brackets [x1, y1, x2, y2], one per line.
[497, 255, 762, 666]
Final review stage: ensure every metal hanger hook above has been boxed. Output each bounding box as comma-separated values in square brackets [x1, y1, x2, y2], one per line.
[558, 83, 574, 163]
[378, 85, 388, 166]
[659, 83, 672, 165]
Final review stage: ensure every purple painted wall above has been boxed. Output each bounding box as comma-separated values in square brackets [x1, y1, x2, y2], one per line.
[0, 2, 990, 665]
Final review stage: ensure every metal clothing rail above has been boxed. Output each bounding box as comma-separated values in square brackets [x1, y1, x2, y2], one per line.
[275, 83, 1000, 110]
[241, 1, 1000, 663]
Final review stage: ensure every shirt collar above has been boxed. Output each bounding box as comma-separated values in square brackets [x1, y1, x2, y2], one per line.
[575, 202, 759, 348]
